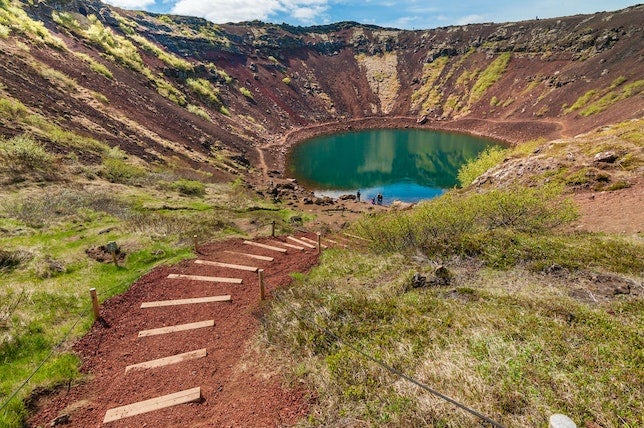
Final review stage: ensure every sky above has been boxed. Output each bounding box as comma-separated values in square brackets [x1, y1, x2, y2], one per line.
[103, 0, 639, 30]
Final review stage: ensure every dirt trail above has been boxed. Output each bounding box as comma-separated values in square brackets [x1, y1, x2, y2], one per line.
[27, 236, 322, 428]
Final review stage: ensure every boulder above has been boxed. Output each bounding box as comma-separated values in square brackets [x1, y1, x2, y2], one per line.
[593, 151, 618, 164]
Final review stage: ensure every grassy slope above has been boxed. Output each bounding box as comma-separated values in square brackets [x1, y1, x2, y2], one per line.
[261, 124, 643, 427]
[0, 164, 303, 426]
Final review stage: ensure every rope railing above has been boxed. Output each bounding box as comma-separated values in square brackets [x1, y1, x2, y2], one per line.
[272, 292, 506, 428]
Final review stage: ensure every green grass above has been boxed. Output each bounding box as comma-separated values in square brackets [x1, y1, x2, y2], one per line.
[172, 178, 206, 196]
[580, 80, 644, 116]
[0, 174, 302, 426]
[0, 135, 53, 173]
[457, 145, 507, 187]
[130, 34, 193, 73]
[411, 56, 449, 113]
[240, 86, 254, 100]
[469, 52, 511, 104]
[73, 52, 113, 80]
[186, 78, 220, 105]
[262, 239, 643, 427]
[0, 1, 66, 49]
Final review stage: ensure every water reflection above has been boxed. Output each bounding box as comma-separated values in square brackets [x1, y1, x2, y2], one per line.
[287, 129, 499, 203]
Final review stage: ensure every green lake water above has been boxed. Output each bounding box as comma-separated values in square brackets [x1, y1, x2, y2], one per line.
[287, 128, 500, 204]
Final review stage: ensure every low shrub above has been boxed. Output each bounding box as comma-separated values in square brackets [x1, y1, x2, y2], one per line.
[356, 185, 579, 268]
[101, 150, 146, 184]
[457, 146, 507, 187]
[239, 86, 254, 100]
[0, 134, 53, 172]
[172, 179, 206, 196]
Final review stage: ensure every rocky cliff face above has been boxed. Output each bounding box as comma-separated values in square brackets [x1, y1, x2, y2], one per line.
[0, 0, 642, 177]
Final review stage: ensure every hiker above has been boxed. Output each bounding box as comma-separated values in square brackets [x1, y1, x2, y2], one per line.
[356, 190, 361, 202]
[377, 193, 383, 205]
[371, 197, 376, 205]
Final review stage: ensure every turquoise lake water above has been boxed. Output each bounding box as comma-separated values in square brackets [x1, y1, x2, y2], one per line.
[287, 128, 500, 204]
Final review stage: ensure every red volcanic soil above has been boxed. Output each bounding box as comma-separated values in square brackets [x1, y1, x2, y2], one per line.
[27, 236, 321, 428]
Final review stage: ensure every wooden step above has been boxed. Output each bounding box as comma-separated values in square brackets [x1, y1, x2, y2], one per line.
[103, 387, 201, 423]
[125, 349, 207, 373]
[343, 232, 368, 242]
[287, 236, 315, 248]
[224, 250, 274, 262]
[167, 274, 242, 283]
[194, 259, 258, 272]
[141, 295, 231, 309]
[243, 240, 287, 253]
[299, 236, 328, 249]
[138, 320, 214, 338]
[273, 241, 304, 250]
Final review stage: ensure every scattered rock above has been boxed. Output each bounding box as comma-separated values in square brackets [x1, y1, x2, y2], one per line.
[593, 151, 618, 164]
[411, 273, 427, 288]
[50, 413, 70, 426]
[338, 194, 356, 200]
[314, 196, 334, 206]
[433, 265, 452, 285]
[544, 263, 567, 276]
[289, 215, 302, 224]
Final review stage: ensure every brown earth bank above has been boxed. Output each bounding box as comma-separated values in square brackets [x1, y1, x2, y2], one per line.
[2, 2, 642, 181]
[27, 237, 321, 428]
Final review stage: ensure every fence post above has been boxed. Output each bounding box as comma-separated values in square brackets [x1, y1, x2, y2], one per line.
[258, 269, 265, 301]
[90, 288, 100, 321]
[316, 232, 321, 254]
[107, 241, 118, 266]
[271, 220, 276, 237]
[193, 234, 198, 254]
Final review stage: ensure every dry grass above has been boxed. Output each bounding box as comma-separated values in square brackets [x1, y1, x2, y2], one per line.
[262, 249, 643, 427]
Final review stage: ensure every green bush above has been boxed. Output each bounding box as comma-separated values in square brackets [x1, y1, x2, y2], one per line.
[0, 134, 53, 172]
[239, 86, 254, 100]
[187, 104, 211, 122]
[356, 186, 579, 268]
[457, 146, 507, 187]
[172, 179, 206, 196]
[186, 78, 220, 104]
[101, 156, 145, 184]
[469, 52, 511, 103]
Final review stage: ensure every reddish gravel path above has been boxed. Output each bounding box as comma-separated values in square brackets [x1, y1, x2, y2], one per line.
[28, 236, 321, 427]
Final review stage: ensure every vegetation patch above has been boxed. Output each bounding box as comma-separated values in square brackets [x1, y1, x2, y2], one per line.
[457, 146, 507, 187]
[0, 135, 53, 174]
[263, 247, 642, 427]
[411, 56, 449, 114]
[186, 78, 220, 105]
[172, 178, 206, 197]
[469, 52, 511, 104]
[239, 86, 254, 100]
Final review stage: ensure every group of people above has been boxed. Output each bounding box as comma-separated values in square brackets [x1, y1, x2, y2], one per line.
[356, 190, 383, 205]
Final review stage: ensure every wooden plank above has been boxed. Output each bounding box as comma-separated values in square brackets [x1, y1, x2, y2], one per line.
[343, 232, 369, 242]
[138, 320, 214, 337]
[243, 240, 287, 253]
[326, 238, 347, 248]
[141, 295, 231, 309]
[167, 273, 242, 283]
[287, 236, 315, 248]
[224, 250, 274, 262]
[274, 241, 304, 250]
[194, 259, 258, 272]
[125, 349, 207, 373]
[299, 236, 328, 249]
[103, 387, 201, 423]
